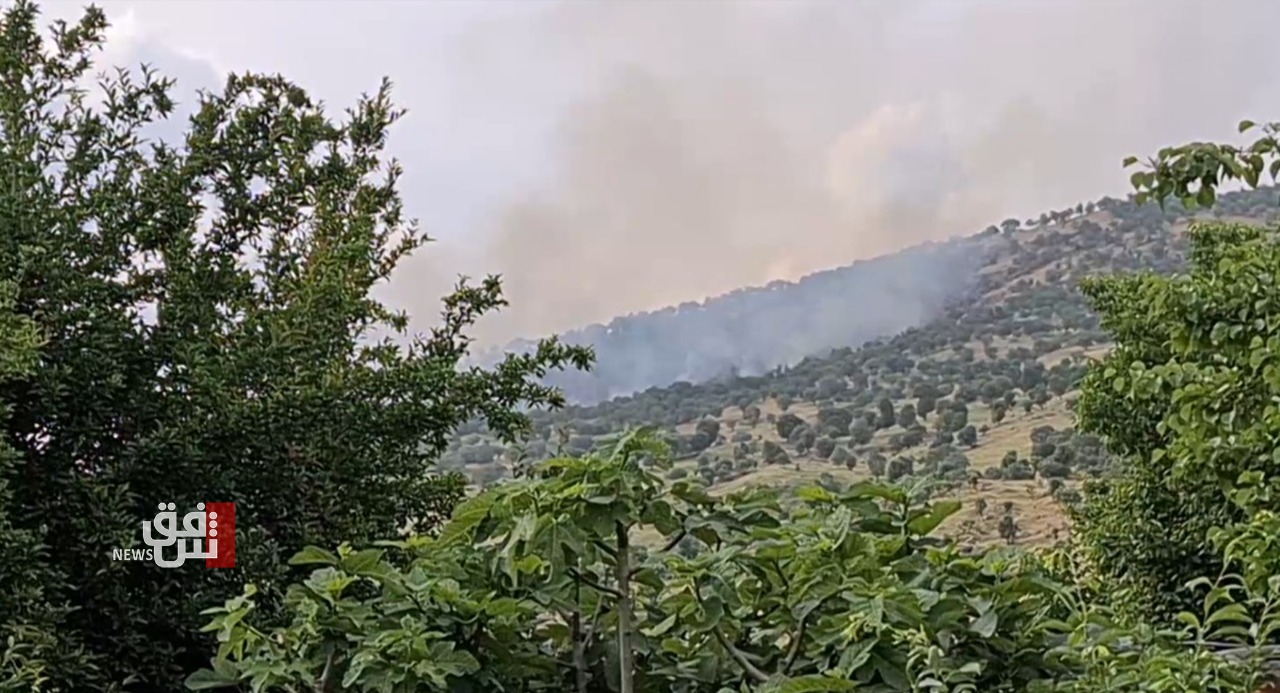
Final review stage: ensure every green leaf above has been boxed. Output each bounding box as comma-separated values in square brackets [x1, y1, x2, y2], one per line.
[439, 491, 497, 546]
[763, 675, 856, 692]
[795, 485, 837, 503]
[1239, 120, 1257, 133]
[970, 608, 999, 638]
[1197, 185, 1215, 208]
[906, 500, 961, 536]
[339, 548, 386, 576]
[288, 546, 339, 566]
[183, 668, 241, 690]
[844, 482, 906, 505]
[642, 613, 678, 637]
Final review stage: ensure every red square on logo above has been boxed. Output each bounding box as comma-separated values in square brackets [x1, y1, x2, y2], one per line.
[205, 502, 236, 569]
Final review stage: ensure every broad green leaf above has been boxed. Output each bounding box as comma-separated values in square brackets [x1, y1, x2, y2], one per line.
[439, 491, 497, 546]
[642, 613, 678, 637]
[339, 548, 386, 576]
[970, 608, 998, 638]
[288, 546, 339, 566]
[906, 500, 961, 536]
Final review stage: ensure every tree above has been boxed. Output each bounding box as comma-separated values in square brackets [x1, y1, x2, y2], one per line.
[917, 394, 936, 420]
[775, 412, 805, 440]
[1040, 462, 1070, 480]
[788, 424, 817, 454]
[896, 402, 918, 429]
[941, 404, 969, 434]
[848, 417, 874, 446]
[887, 456, 915, 482]
[0, 281, 73, 687]
[875, 397, 896, 430]
[990, 401, 1008, 424]
[0, 4, 591, 687]
[866, 453, 888, 479]
[1074, 119, 1280, 620]
[695, 418, 721, 444]
[762, 440, 790, 465]
[816, 406, 854, 436]
[998, 508, 1020, 545]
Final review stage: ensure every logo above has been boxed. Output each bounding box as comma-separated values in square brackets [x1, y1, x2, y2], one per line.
[112, 502, 236, 569]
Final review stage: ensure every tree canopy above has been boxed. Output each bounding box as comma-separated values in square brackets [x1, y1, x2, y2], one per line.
[0, 2, 588, 688]
[5, 2, 1280, 691]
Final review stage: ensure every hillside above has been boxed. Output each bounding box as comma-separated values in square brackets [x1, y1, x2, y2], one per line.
[443, 186, 1280, 546]
[474, 239, 987, 404]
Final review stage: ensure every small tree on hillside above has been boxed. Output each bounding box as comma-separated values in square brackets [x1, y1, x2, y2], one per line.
[876, 397, 896, 430]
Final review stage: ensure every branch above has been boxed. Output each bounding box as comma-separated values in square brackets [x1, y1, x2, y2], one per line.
[583, 597, 608, 646]
[658, 529, 688, 554]
[781, 612, 812, 675]
[781, 592, 838, 675]
[317, 649, 336, 693]
[592, 539, 618, 559]
[711, 624, 771, 684]
[770, 559, 790, 593]
[695, 582, 770, 684]
[569, 567, 623, 599]
[627, 530, 688, 579]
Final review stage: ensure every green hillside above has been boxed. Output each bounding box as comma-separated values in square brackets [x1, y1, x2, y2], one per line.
[443, 187, 1280, 546]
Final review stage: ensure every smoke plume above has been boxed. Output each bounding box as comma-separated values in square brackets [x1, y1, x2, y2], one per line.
[388, 0, 1279, 349]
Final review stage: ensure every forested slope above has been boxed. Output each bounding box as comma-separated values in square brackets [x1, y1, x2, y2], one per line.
[445, 187, 1280, 546]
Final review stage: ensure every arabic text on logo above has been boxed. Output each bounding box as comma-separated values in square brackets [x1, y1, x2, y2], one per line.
[112, 502, 236, 569]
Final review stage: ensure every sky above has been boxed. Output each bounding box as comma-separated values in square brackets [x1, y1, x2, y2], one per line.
[43, 0, 1280, 346]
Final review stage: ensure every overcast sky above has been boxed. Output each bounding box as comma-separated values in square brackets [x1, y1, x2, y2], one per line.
[44, 0, 1280, 345]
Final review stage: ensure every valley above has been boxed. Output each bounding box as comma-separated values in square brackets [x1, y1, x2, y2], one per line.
[442, 187, 1280, 548]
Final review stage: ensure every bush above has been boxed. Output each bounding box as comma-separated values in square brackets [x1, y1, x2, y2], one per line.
[1004, 462, 1036, 481]
[775, 413, 805, 439]
[762, 440, 790, 465]
[1039, 461, 1071, 479]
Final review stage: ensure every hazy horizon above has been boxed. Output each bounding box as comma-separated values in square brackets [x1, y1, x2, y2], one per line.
[49, 0, 1280, 347]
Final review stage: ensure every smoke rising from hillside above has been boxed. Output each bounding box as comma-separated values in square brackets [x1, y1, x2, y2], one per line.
[393, 0, 1279, 348]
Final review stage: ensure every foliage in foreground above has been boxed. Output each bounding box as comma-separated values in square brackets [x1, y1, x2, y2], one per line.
[1071, 122, 1280, 622]
[191, 429, 1280, 692]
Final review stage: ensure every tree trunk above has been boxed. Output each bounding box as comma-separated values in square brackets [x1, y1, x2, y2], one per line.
[615, 522, 634, 693]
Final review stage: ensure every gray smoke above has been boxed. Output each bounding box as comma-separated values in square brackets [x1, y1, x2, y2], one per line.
[59, 0, 1280, 396]
[395, 0, 1279, 350]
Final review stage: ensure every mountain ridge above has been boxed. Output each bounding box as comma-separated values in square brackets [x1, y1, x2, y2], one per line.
[476, 234, 992, 404]
[444, 186, 1280, 547]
